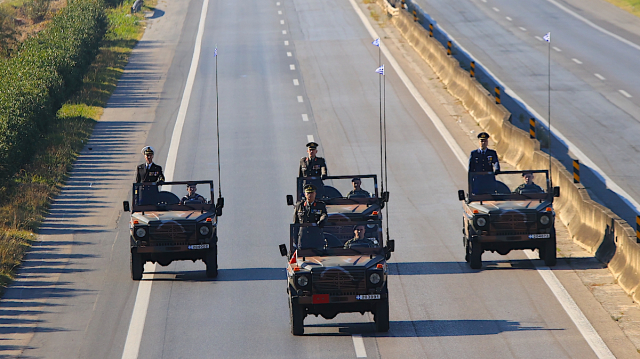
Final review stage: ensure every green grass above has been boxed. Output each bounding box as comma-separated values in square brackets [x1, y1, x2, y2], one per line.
[0, 0, 147, 292]
[605, 0, 640, 17]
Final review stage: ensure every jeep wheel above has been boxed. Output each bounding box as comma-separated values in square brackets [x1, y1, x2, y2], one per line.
[131, 250, 144, 281]
[464, 238, 470, 262]
[544, 237, 557, 267]
[374, 298, 390, 332]
[538, 244, 546, 260]
[205, 244, 218, 278]
[469, 241, 482, 269]
[290, 297, 304, 336]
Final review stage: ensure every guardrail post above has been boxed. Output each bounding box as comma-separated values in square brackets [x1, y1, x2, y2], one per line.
[401, 0, 405, 9]
[636, 216, 640, 243]
[494, 87, 501, 104]
[529, 118, 536, 139]
[413, 10, 418, 22]
[447, 41, 452, 56]
[428, 23, 433, 37]
[470, 61, 475, 77]
[573, 160, 580, 183]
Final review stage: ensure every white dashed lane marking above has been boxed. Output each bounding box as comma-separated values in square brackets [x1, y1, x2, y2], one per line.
[594, 73, 605, 80]
[276, 2, 280, 5]
[287, 52, 292, 57]
[282, 30, 287, 34]
[619, 90, 632, 98]
[293, 79, 299, 86]
[505, 16, 512, 21]
[280, 20, 285, 25]
[302, 114, 309, 122]
[535, 36, 543, 41]
[553, 46, 561, 52]
[284, 40, 289, 45]
[278, 10, 282, 14]
[290, 64, 295, 70]
[572, 58, 583, 64]
[297, 96, 303, 103]
[307, 135, 314, 142]
[352, 335, 367, 358]
[519, 27, 527, 31]
[492, 7, 499, 12]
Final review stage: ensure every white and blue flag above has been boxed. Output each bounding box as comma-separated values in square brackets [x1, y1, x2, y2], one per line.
[214, 46, 218, 57]
[372, 38, 380, 47]
[543, 32, 550, 42]
[375, 64, 384, 75]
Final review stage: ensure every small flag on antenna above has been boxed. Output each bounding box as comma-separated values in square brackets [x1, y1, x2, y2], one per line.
[375, 64, 385, 75]
[214, 46, 218, 57]
[372, 38, 380, 47]
[543, 32, 550, 42]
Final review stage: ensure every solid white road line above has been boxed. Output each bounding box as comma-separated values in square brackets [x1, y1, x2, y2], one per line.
[619, 90, 632, 98]
[297, 96, 304, 103]
[352, 334, 367, 358]
[307, 135, 314, 142]
[290, 64, 296, 70]
[302, 114, 309, 122]
[572, 58, 583, 64]
[120, 0, 211, 356]
[348, 1, 615, 357]
[594, 73, 605, 80]
[293, 79, 299, 86]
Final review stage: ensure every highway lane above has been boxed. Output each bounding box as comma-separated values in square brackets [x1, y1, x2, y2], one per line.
[0, 0, 635, 357]
[411, 0, 640, 226]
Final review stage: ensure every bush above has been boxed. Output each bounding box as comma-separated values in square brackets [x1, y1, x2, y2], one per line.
[23, 0, 51, 21]
[0, 8, 16, 57]
[0, 0, 107, 180]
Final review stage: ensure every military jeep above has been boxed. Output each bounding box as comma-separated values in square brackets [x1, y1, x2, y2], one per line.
[287, 174, 389, 222]
[279, 221, 395, 335]
[458, 170, 560, 269]
[123, 180, 224, 280]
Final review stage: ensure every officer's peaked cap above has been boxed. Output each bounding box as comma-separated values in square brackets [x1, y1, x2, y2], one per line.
[352, 177, 361, 182]
[304, 184, 317, 193]
[141, 146, 155, 155]
[306, 142, 319, 149]
[477, 132, 490, 140]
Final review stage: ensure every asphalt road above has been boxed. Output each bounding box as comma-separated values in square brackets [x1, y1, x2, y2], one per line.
[413, 0, 640, 225]
[0, 0, 637, 358]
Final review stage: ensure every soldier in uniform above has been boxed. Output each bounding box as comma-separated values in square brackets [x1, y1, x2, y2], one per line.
[299, 142, 327, 178]
[136, 146, 165, 183]
[514, 172, 544, 194]
[346, 178, 371, 198]
[344, 224, 379, 249]
[468, 132, 500, 195]
[293, 184, 328, 225]
[180, 183, 206, 204]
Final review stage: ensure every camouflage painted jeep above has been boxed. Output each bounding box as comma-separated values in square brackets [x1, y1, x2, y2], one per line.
[458, 170, 560, 269]
[123, 181, 223, 280]
[279, 221, 394, 335]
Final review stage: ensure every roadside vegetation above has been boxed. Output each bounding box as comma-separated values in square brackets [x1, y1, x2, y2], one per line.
[0, 0, 149, 292]
[605, 0, 640, 17]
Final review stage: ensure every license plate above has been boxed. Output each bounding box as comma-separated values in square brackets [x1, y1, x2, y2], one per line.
[528, 234, 551, 239]
[356, 294, 380, 300]
[188, 244, 209, 250]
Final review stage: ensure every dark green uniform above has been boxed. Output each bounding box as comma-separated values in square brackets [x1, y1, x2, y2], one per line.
[299, 156, 327, 178]
[346, 189, 370, 198]
[180, 193, 206, 204]
[293, 200, 328, 225]
[514, 183, 544, 194]
[343, 236, 379, 249]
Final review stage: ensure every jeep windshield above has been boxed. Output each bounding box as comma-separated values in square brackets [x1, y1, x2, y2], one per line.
[131, 180, 216, 212]
[296, 174, 379, 205]
[290, 222, 384, 257]
[468, 170, 552, 202]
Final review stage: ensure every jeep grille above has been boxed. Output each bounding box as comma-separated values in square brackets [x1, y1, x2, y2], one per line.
[312, 267, 366, 294]
[149, 223, 196, 242]
[491, 213, 537, 235]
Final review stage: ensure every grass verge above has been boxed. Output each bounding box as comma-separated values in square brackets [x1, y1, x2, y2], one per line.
[603, 0, 640, 17]
[0, 0, 149, 293]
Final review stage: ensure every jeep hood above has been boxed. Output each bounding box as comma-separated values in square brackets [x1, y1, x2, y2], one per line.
[297, 255, 383, 270]
[469, 200, 551, 214]
[132, 211, 211, 224]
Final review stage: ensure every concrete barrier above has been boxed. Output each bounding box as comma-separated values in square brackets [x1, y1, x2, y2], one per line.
[378, 0, 640, 302]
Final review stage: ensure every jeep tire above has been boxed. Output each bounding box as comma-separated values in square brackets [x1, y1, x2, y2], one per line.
[374, 297, 390, 332]
[131, 248, 143, 281]
[289, 297, 304, 336]
[469, 240, 482, 269]
[544, 237, 557, 267]
[205, 244, 218, 278]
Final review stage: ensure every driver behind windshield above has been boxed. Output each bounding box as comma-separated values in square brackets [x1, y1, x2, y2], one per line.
[343, 224, 379, 249]
[514, 172, 544, 194]
[180, 183, 206, 205]
[346, 177, 371, 199]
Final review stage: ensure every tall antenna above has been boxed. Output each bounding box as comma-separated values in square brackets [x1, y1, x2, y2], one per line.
[215, 45, 222, 199]
[544, 32, 552, 186]
[373, 38, 384, 194]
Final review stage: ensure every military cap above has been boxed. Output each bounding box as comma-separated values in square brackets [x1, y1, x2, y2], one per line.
[141, 146, 155, 155]
[304, 184, 317, 193]
[186, 182, 197, 188]
[351, 177, 361, 182]
[477, 132, 490, 140]
[306, 142, 319, 150]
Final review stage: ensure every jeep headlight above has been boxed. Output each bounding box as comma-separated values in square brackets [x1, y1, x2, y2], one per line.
[539, 215, 550, 225]
[476, 217, 487, 227]
[369, 273, 381, 285]
[296, 275, 309, 287]
[135, 227, 146, 238]
[199, 226, 210, 236]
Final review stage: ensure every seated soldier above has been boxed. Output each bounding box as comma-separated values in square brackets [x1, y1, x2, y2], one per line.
[514, 172, 544, 194]
[346, 178, 371, 199]
[180, 183, 206, 204]
[344, 224, 379, 249]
